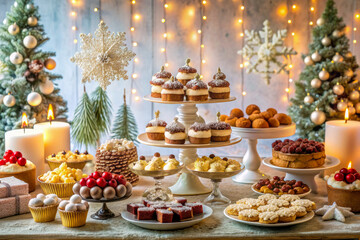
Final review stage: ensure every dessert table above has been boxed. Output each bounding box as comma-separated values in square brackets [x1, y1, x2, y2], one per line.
[0, 164, 359, 240]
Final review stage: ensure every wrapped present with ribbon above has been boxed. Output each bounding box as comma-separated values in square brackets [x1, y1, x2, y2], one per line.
[0, 194, 31, 218]
[0, 177, 29, 199]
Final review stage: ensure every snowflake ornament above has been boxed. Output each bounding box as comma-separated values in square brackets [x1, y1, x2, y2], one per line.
[315, 202, 354, 222]
[238, 20, 297, 85]
[71, 21, 135, 90]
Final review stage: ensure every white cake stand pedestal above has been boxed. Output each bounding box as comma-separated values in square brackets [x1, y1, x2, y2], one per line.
[262, 156, 340, 193]
[139, 96, 240, 195]
[231, 123, 296, 184]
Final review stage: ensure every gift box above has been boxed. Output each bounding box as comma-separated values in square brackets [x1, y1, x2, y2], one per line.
[0, 177, 29, 198]
[0, 194, 31, 218]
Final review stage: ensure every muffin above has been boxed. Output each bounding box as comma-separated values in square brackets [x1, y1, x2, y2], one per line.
[58, 194, 89, 228]
[146, 110, 167, 140]
[208, 112, 232, 142]
[185, 74, 209, 101]
[176, 58, 197, 86]
[28, 193, 60, 222]
[46, 150, 93, 170]
[165, 117, 186, 144]
[150, 66, 172, 98]
[188, 122, 211, 144]
[208, 68, 230, 99]
[161, 76, 185, 101]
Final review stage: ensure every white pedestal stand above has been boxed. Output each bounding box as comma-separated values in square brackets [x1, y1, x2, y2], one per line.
[231, 123, 296, 184]
[139, 96, 240, 195]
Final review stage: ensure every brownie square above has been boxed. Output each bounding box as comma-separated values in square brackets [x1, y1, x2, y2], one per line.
[137, 207, 156, 220]
[151, 204, 168, 210]
[185, 202, 203, 215]
[174, 197, 187, 205]
[165, 203, 182, 208]
[146, 201, 165, 207]
[156, 209, 173, 223]
[127, 203, 145, 215]
[171, 206, 193, 221]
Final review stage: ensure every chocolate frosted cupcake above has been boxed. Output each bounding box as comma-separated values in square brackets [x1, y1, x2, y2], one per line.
[165, 117, 186, 144]
[146, 110, 167, 140]
[161, 76, 185, 101]
[208, 67, 230, 99]
[150, 66, 172, 98]
[208, 112, 232, 142]
[176, 58, 197, 86]
[185, 74, 209, 101]
[188, 121, 211, 144]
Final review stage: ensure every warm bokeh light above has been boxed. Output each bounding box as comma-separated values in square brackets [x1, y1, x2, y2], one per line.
[242, 91, 247, 96]
[238, 19, 243, 23]
[94, 8, 98, 12]
[164, 3, 168, 8]
[356, 14, 360, 19]
[131, 89, 137, 94]
[202, 0, 207, 4]
[291, 32, 295, 36]
[239, 63, 244, 68]
[285, 88, 290, 93]
[202, 59, 206, 64]
[354, 27, 357, 31]
[132, 0, 136, 4]
[132, 73, 138, 79]
[198, 29, 202, 34]
[161, 18, 166, 23]
[289, 78, 293, 83]
[277, 5, 287, 17]
[132, 42, 138, 47]
[240, 32, 244, 37]
[354, 40, 357, 44]
[310, 7, 314, 11]
[135, 96, 140, 101]
[72, 26, 77, 31]
[70, 11, 76, 16]
[134, 14, 140, 20]
[309, 21, 313, 25]
[241, 5, 245, 10]
[292, 4, 296, 9]
[289, 64, 293, 69]
[288, 19, 292, 24]
[201, 44, 204, 48]
[22, 112, 28, 128]
[134, 58, 139, 63]
[130, 27, 135, 32]
[73, 39, 78, 44]
[163, 33, 167, 38]
[203, 16, 207, 20]
[200, 75, 204, 79]
[161, 48, 166, 52]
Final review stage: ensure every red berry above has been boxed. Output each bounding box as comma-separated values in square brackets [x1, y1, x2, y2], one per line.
[273, 188, 280, 193]
[273, 176, 280, 181]
[79, 178, 87, 186]
[117, 177, 127, 186]
[3, 152, 12, 160]
[346, 174, 356, 183]
[96, 177, 107, 188]
[0, 159, 5, 166]
[267, 184, 274, 190]
[108, 179, 118, 188]
[9, 156, 17, 164]
[14, 151, 22, 158]
[334, 173, 344, 181]
[348, 168, 357, 174]
[17, 157, 26, 166]
[5, 150, 14, 156]
[354, 173, 360, 180]
[254, 183, 262, 189]
[340, 168, 349, 175]
[91, 171, 102, 180]
[102, 172, 112, 181]
[86, 178, 97, 188]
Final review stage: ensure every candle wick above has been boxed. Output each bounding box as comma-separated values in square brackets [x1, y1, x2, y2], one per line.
[345, 119, 348, 124]
[50, 119, 52, 125]
[23, 128, 25, 134]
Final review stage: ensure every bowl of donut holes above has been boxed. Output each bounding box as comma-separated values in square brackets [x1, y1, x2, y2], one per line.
[221, 104, 292, 129]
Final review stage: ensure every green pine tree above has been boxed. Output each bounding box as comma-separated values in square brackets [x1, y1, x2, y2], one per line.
[111, 89, 138, 143]
[289, 0, 360, 141]
[91, 86, 112, 136]
[0, 0, 67, 151]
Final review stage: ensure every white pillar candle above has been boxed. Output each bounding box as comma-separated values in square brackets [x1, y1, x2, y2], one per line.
[33, 122, 70, 158]
[5, 129, 44, 176]
[325, 120, 360, 173]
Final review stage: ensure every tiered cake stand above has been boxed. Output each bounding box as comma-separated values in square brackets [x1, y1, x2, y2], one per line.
[138, 96, 241, 195]
[231, 123, 296, 184]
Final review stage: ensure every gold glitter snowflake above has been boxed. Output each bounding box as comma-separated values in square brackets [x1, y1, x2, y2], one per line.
[71, 21, 135, 90]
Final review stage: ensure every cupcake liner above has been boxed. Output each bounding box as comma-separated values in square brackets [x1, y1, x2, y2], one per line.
[29, 204, 59, 222]
[38, 177, 75, 198]
[59, 209, 88, 228]
[46, 159, 87, 170]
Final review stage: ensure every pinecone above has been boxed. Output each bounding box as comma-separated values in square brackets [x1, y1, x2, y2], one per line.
[28, 59, 44, 73]
[24, 70, 37, 82]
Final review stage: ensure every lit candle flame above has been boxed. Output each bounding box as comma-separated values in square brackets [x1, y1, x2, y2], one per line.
[348, 161, 352, 169]
[345, 108, 349, 123]
[21, 112, 28, 132]
[47, 104, 54, 124]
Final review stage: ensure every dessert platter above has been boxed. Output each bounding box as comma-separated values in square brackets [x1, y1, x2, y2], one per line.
[187, 155, 243, 205]
[129, 153, 184, 201]
[224, 194, 316, 227]
[263, 139, 340, 193]
[46, 150, 93, 170]
[121, 197, 213, 230]
[139, 62, 241, 195]
[222, 105, 296, 183]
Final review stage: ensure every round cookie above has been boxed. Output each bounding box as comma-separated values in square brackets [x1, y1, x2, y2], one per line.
[257, 205, 279, 213]
[268, 199, 290, 208]
[260, 111, 272, 120]
[230, 108, 244, 118]
[259, 212, 279, 224]
[266, 108, 278, 116]
[289, 206, 307, 217]
[248, 114, 263, 122]
[225, 117, 237, 126]
[220, 114, 228, 122]
[252, 119, 269, 128]
[276, 207, 296, 222]
[246, 104, 260, 115]
[238, 209, 259, 222]
[236, 118, 251, 128]
[226, 203, 251, 216]
[268, 117, 280, 127]
[274, 113, 292, 125]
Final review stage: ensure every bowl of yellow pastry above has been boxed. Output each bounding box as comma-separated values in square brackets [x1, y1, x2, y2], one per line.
[46, 150, 93, 171]
[38, 163, 87, 198]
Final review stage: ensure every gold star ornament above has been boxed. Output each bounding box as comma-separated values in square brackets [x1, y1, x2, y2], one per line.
[71, 21, 136, 90]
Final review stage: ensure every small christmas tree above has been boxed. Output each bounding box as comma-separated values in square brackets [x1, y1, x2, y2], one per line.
[289, 0, 360, 141]
[0, 0, 68, 151]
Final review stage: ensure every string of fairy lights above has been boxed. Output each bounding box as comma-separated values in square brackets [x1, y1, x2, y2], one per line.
[199, 0, 206, 77]
[285, 0, 295, 101]
[129, 0, 140, 103]
[353, 0, 358, 52]
[238, 1, 246, 109]
[162, 0, 169, 67]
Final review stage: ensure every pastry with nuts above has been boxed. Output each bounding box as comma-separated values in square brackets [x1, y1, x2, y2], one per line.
[146, 110, 167, 140]
[185, 74, 209, 101]
[188, 121, 211, 144]
[253, 176, 311, 195]
[208, 112, 232, 142]
[150, 66, 172, 98]
[208, 67, 230, 99]
[161, 76, 185, 101]
[176, 58, 197, 86]
[165, 117, 186, 144]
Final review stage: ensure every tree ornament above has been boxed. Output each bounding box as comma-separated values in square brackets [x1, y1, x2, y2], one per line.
[345, 69, 354, 78]
[24, 70, 36, 82]
[332, 52, 343, 62]
[8, 23, 19, 35]
[70, 21, 136, 90]
[319, 68, 330, 81]
[10, 52, 23, 65]
[28, 59, 43, 73]
[311, 78, 322, 88]
[304, 94, 314, 104]
[332, 30, 342, 38]
[315, 202, 354, 223]
[355, 102, 360, 114]
[345, 52, 353, 58]
[3, 93, 16, 107]
[311, 51, 321, 62]
[44, 58, 56, 70]
[321, 36, 331, 46]
[349, 90, 360, 101]
[2, 18, 8, 25]
[27, 91, 42, 106]
[91, 86, 112, 138]
[13, 1, 18, 7]
[333, 84, 344, 95]
[349, 106, 356, 115]
[337, 101, 347, 111]
[304, 56, 314, 66]
[23, 35, 37, 49]
[26, 3, 34, 10]
[27, 16, 38, 26]
[310, 109, 326, 125]
[317, 18, 325, 26]
[39, 80, 54, 95]
[237, 20, 297, 85]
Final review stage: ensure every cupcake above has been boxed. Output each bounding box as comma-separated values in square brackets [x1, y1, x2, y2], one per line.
[208, 112, 232, 142]
[161, 76, 185, 101]
[208, 68, 230, 99]
[58, 194, 89, 228]
[188, 122, 211, 144]
[28, 193, 60, 223]
[176, 58, 197, 86]
[185, 74, 209, 101]
[165, 117, 186, 144]
[146, 110, 167, 140]
[150, 66, 172, 98]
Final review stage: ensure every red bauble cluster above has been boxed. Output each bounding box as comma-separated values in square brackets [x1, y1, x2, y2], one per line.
[272, 138, 324, 154]
[79, 171, 126, 189]
[0, 150, 26, 166]
[334, 168, 360, 184]
[254, 176, 310, 195]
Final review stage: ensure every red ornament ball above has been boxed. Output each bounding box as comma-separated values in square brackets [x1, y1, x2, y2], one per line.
[86, 178, 96, 188]
[96, 177, 107, 188]
[334, 173, 344, 181]
[9, 156, 17, 164]
[14, 151, 22, 158]
[346, 174, 356, 183]
[339, 168, 349, 175]
[102, 172, 112, 181]
[0, 159, 5, 165]
[6, 150, 14, 156]
[348, 168, 358, 174]
[354, 173, 360, 180]
[79, 178, 87, 186]
[44, 58, 56, 70]
[17, 157, 26, 166]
